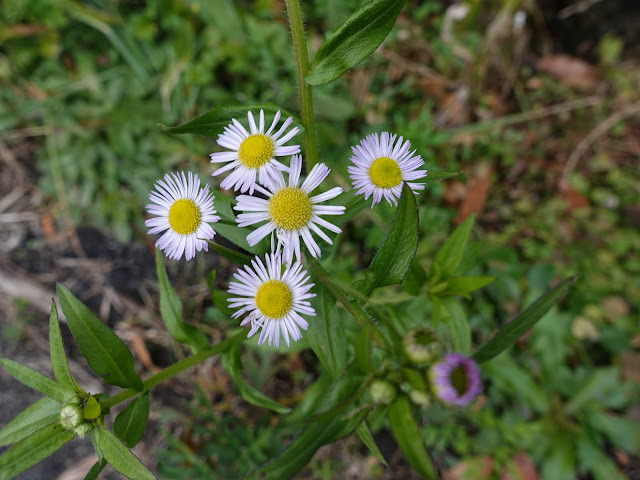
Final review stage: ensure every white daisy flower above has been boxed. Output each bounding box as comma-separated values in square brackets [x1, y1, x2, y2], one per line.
[210, 109, 301, 194]
[235, 154, 345, 264]
[145, 171, 220, 261]
[228, 253, 316, 347]
[348, 132, 427, 207]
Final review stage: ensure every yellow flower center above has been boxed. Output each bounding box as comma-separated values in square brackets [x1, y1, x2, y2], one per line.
[255, 280, 292, 319]
[238, 134, 275, 168]
[368, 157, 403, 188]
[168, 199, 201, 235]
[268, 187, 312, 231]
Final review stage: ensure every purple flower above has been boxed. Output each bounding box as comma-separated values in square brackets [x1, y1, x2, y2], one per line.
[430, 353, 482, 407]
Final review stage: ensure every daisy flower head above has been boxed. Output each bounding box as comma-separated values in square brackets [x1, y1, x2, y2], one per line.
[348, 132, 427, 207]
[210, 109, 301, 194]
[228, 253, 316, 347]
[145, 171, 220, 261]
[430, 353, 482, 407]
[235, 155, 345, 264]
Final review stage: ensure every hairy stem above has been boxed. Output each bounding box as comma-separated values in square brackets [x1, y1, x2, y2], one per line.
[285, 0, 318, 172]
[102, 332, 246, 409]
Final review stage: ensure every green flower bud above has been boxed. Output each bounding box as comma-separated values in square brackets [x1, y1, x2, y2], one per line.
[59, 404, 83, 431]
[409, 390, 431, 407]
[74, 422, 94, 438]
[404, 328, 441, 365]
[369, 379, 397, 405]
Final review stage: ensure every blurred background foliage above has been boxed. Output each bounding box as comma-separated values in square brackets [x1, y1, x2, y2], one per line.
[1, 0, 639, 478]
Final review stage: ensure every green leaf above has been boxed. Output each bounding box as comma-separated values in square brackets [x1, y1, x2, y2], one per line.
[0, 359, 74, 403]
[357, 183, 419, 298]
[83, 395, 102, 420]
[161, 104, 301, 137]
[57, 283, 143, 391]
[356, 420, 388, 466]
[49, 302, 76, 392]
[246, 414, 353, 480]
[204, 240, 252, 265]
[402, 261, 427, 295]
[355, 323, 373, 372]
[0, 397, 61, 446]
[221, 344, 290, 414]
[213, 289, 236, 317]
[442, 275, 494, 299]
[541, 431, 576, 480]
[84, 458, 108, 480]
[472, 275, 577, 363]
[0, 423, 75, 480]
[307, 283, 347, 379]
[431, 214, 475, 281]
[155, 250, 209, 353]
[565, 367, 619, 415]
[439, 297, 471, 354]
[587, 409, 640, 452]
[306, 0, 407, 85]
[213, 221, 270, 256]
[577, 432, 626, 480]
[91, 426, 156, 480]
[114, 393, 150, 448]
[388, 395, 437, 479]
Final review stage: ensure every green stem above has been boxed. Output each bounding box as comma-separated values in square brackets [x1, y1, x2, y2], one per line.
[102, 332, 246, 409]
[285, 0, 318, 172]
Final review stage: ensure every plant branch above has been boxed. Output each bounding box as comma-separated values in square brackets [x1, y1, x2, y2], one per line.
[285, 0, 318, 172]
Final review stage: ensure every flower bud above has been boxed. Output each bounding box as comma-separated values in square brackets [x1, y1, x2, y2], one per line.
[369, 379, 397, 405]
[74, 422, 94, 438]
[59, 404, 83, 431]
[404, 328, 441, 365]
[409, 390, 431, 407]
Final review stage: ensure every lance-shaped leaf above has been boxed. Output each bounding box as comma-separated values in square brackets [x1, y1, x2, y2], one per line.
[161, 104, 301, 137]
[246, 409, 361, 480]
[114, 393, 150, 448]
[388, 395, 438, 479]
[307, 282, 347, 379]
[91, 426, 156, 480]
[221, 344, 290, 414]
[0, 359, 74, 403]
[49, 301, 76, 392]
[306, 0, 407, 85]
[356, 420, 388, 466]
[84, 458, 108, 480]
[423, 170, 462, 181]
[57, 283, 143, 391]
[0, 423, 75, 480]
[472, 275, 577, 364]
[0, 397, 61, 446]
[439, 297, 471, 354]
[155, 250, 209, 353]
[441, 275, 495, 299]
[213, 221, 271, 256]
[204, 240, 252, 265]
[356, 183, 419, 298]
[431, 214, 475, 281]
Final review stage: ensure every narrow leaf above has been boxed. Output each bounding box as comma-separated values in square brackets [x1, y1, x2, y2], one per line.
[49, 301, 76, 392]
[423, 170, 462, 181]
[0, 423, 75, 480]
[57, 283, 143, 390]
[565, 367, 619, 415]
[0, 359, 74, 403]
[472, 275, 577, 363]
[356, 421, 388, 466]
[0, 397, 60, 446]
[357, 183, 419, 298]
[204, 240, 252, 265]
[443, 275, 494, 298]
[246, 414, 351, 480]
[440, 297, 471, 354]
[162, 104, 300, 137]
[84, 458, 108, 480]
[155, 250, 209, 353]
[221, 345, 290, 414]
[431, 214, 475, 280]
[306, 0, 407, 85]
[388, 395, 438, 479]
[91, 426, 156, 480]
[213, 221, 270, 255]
[114, 393, 150, 448]
[307, 283, 347, 379]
